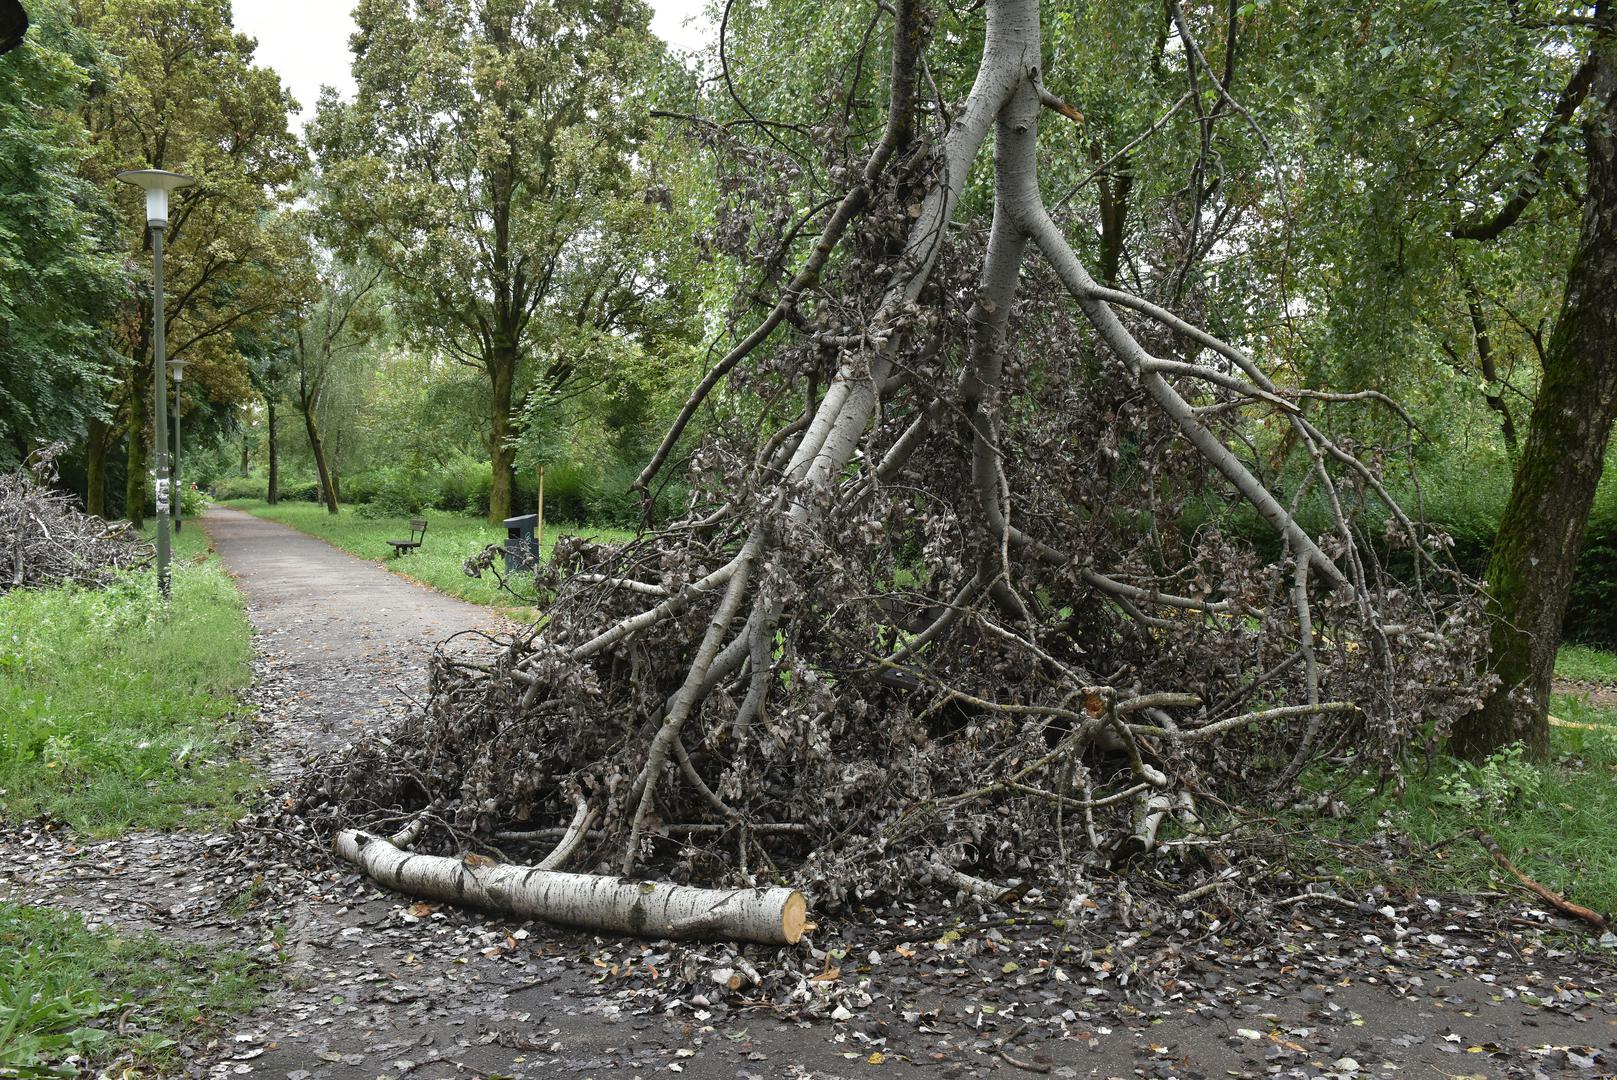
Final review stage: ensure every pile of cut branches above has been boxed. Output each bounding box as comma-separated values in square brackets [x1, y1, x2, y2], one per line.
[0, 444, 151, 593]
[296, 0, 1491, 917]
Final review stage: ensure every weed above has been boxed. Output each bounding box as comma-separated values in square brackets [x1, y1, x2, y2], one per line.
[0, 902, 266, 1076]
[0, 525, 254, 835]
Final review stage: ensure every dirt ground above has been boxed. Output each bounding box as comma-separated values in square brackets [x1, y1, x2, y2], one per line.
[2, 505, 1612, 1079]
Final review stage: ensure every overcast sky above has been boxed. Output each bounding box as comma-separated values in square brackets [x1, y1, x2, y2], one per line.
[232, 0, 713, 122]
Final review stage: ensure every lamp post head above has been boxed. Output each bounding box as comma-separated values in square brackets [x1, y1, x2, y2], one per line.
[116, 168, 195, 228]
[168, 357, 188, 383]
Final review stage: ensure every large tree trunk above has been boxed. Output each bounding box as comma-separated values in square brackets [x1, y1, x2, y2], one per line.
[266, 397, 280, 505]
[302, 393, 340, 514]
[488, 339, 518, 524]
[1452, 37, 1617, 761]
[85, 417, 110, 518]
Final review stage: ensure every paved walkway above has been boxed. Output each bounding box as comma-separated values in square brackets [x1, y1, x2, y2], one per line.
[3, 506, 1613, 1079]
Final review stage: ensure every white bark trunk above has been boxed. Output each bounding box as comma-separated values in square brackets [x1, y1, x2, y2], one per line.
[334, 829, 807, 945]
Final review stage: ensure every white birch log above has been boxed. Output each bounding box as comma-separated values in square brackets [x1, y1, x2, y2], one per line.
[334, 829, 808, 945]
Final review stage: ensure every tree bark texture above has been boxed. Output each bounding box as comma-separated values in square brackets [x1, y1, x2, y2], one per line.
[124, 369, 148, 528]
[334, 829, 807, 945]
[85, 417, 110, 518]
[302, 389, 340, 514]
[266, 396, 280, 505]
[488, 339, 518, 524]
[1454, 29, 1617, 761]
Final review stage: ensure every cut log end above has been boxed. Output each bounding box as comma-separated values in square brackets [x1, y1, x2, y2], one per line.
[781, 889, 807, 944]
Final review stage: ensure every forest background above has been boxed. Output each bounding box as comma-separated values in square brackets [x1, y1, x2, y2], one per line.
[5, 0, 1617, 704]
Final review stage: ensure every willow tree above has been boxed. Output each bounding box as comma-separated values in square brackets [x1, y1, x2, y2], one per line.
[310, 0, 664, 524]
[316, 0, 1483, 906]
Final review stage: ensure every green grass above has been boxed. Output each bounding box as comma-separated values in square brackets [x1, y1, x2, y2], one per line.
[1555, 642, 1617, 683]
[0, 525, 255, 837]
[0, 900, 266, 1076]
[1295, 693, 1617, 917]
[219, 499, 634, 611]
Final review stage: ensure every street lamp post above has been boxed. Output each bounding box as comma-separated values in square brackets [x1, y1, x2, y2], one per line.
[116, 168, 194, 598]
[169, 357, 188, 533]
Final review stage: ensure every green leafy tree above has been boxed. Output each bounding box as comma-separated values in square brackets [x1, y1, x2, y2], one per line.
[310, 0, 665, 523]
[0, 0, 124, 464]
[74, 0, 306, 522]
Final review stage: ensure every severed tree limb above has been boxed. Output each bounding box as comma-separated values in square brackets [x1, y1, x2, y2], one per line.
[1477, 830, 1612, 933]
[537, 797, 595, 871]
[334, 828, 809, 945]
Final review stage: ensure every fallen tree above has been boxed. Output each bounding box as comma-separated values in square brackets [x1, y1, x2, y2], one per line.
[1, 443, 152, 592]
[301, 0, 1489, 924]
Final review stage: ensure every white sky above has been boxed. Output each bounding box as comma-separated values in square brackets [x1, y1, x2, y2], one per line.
[232, 0, 713, 122]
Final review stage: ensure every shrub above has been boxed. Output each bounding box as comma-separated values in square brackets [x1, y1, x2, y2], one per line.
[532, 461, 591, 524]
[354, 467, 436, 518]
[211, 476, 264, 502]
[278, 480, 322, 503]
[434, 454, 489, 513]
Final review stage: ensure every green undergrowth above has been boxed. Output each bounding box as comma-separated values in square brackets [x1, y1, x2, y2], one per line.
[0, 525, 255, 836]
[0, 900, 266, 1077]
[1287, 647, 1617, 917]
[1552, 642, 1617, 684]
[219, 498, 634, 613]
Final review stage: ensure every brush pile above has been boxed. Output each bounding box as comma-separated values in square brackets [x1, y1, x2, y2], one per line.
[0, 444, 151, 593]
[293, 0, 1493, 917]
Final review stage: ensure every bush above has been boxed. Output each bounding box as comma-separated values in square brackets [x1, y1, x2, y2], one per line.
[354, 466, 437, 518]
[179, 483, 206, 517]
[211, 476, 263, 502]
[278, 479, 322, 503]
[434, 454, 490, 514]
[532, 461, 591, 524]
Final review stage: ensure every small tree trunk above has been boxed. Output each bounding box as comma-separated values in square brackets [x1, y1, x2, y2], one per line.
[124, 371, 148, 528]
[1096, 151, 1132, 288]
[1453, 41, 1617, 761]
[304, 399, 340, 514]
[487, 340, 517, 524]
[240, 436, 249, 478]
[85, 418, 110, 518]
[535, 463, 545, 560]
[266, 397, 280, 505]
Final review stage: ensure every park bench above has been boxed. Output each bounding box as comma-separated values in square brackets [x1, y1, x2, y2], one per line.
[387, 516, 427, 557]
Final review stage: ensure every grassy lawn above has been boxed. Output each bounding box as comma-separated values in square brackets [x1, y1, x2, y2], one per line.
[218, 499, 634, 610]
[1291, 644, 1617, 917]
[0, 527, 267, 1075]
[0, 900, 265, 1077]
[0, 524, 255, 836]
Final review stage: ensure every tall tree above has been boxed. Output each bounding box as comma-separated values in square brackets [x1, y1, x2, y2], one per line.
[310, 0, 663, 522]
[1451, 6, 1617, 759]
[0, 0, 124, 466]
[74, 0, 305, 522]
[291, 247, 382, 514]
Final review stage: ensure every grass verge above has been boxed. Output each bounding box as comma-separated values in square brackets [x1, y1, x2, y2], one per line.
[0, 524, 255, 836]
[217, 499, 633, 610]
[1285, 647, 1617, 918]
[0, 901, 265, 1076]
[0, 525, 267, 1076]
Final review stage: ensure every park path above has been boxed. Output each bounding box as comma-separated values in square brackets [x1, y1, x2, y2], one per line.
[2, 506, 1614, 1079]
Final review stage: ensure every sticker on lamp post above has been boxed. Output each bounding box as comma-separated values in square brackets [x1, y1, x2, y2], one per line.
[155, 477, 171, 514]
